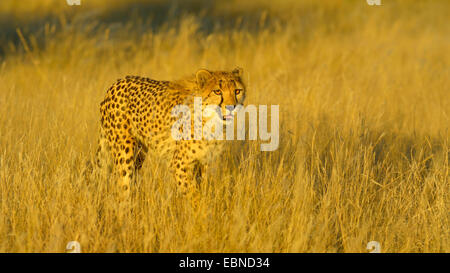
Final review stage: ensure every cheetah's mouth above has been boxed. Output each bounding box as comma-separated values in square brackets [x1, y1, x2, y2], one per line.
[223, 114, 233, 120]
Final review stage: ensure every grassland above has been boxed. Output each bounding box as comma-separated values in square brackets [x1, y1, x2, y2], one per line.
[0, 0, 448, 252]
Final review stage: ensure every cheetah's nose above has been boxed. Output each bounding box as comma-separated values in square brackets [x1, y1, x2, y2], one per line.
[225, 105, 236, 114]
[224, 105, 235, 120]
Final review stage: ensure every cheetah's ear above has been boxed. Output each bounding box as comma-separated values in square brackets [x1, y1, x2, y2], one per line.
[232, 67, 243, 78]
[196, 69, 213, 89]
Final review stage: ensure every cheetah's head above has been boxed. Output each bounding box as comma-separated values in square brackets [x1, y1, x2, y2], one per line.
[196, 67, 246, 123]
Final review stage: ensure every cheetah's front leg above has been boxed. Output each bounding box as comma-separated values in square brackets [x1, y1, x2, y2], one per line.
[193, 161, 208, 185]
[170, 151, 202, 207]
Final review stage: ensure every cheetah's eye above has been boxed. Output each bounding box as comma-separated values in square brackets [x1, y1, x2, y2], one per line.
[213, 89, 222, 95]
[235, 89, 243, 95]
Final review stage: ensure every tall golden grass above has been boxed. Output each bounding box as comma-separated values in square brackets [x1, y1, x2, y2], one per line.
[0, 0, 448, 252]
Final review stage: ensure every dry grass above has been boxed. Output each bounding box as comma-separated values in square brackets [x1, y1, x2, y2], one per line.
[0, 0, 448, 252]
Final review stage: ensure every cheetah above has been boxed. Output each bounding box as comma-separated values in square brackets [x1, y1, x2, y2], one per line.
[96, 68, 246, 202]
